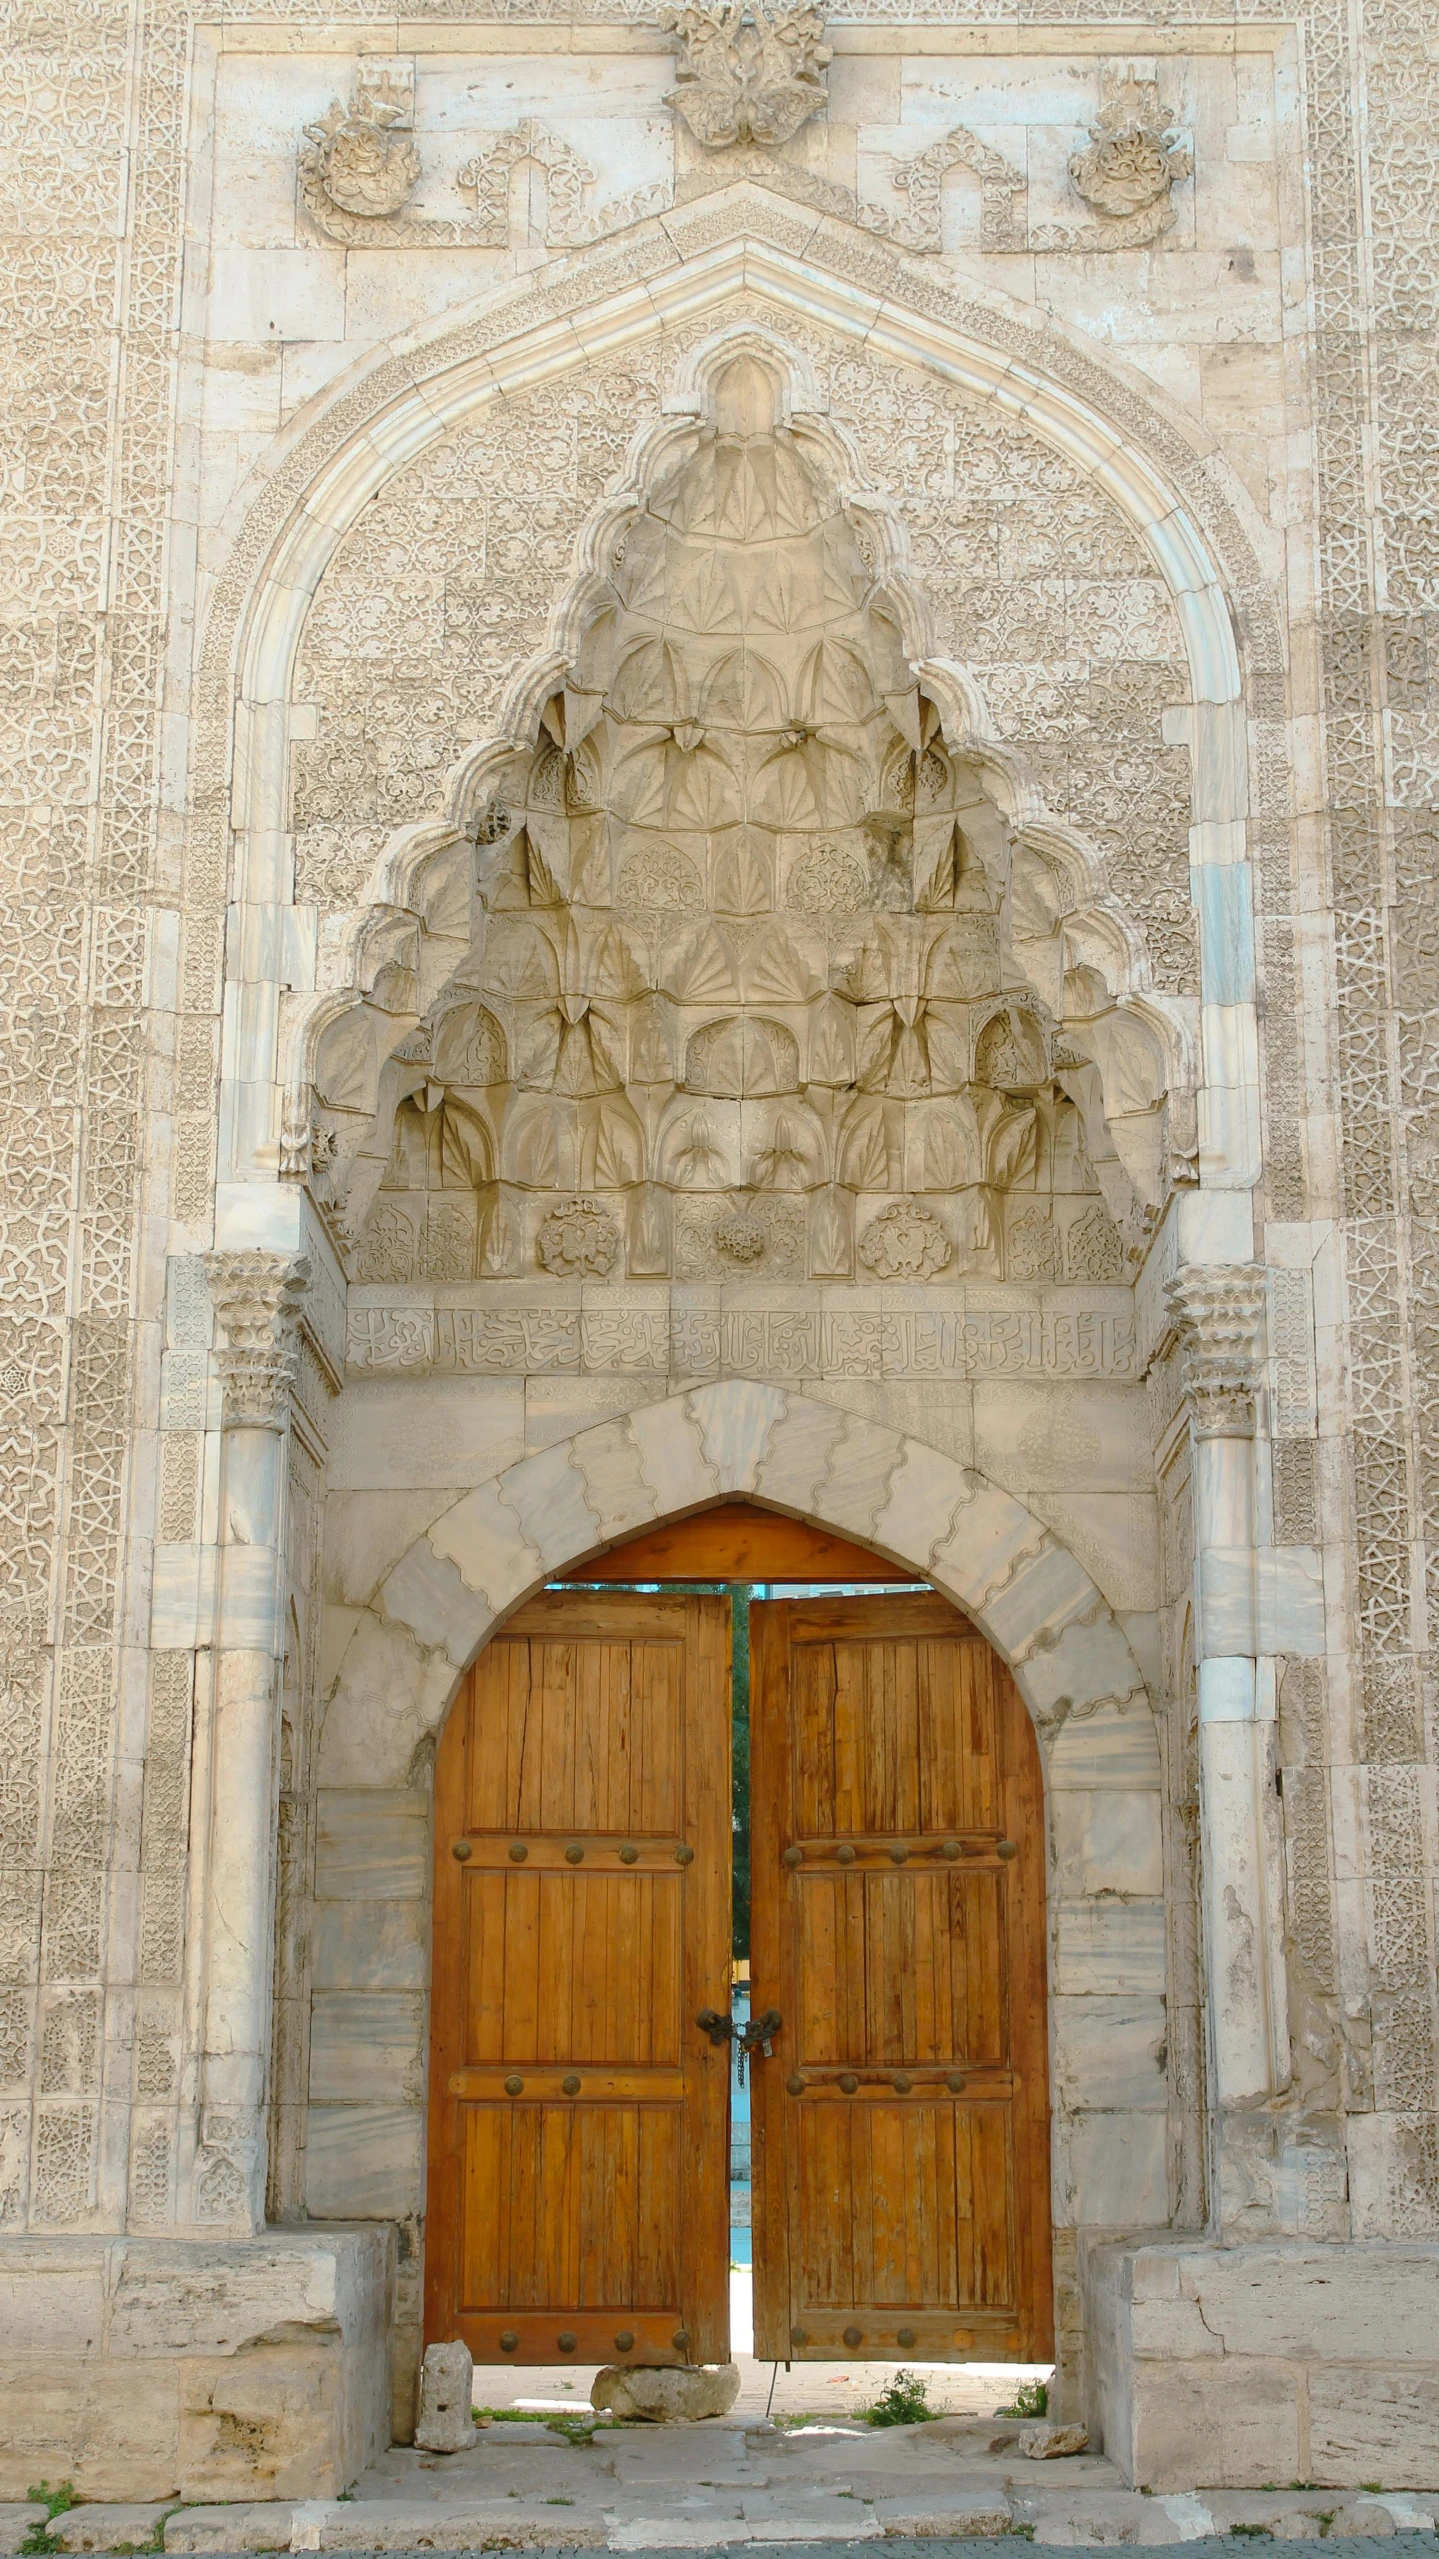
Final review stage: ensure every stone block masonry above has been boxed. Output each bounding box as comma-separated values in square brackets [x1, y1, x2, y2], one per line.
[0, 2234, 393, 2504]
[1087, 2243, 1439, 2489]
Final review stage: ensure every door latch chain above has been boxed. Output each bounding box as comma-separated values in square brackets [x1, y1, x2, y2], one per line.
[695, 2006, 783, 2084]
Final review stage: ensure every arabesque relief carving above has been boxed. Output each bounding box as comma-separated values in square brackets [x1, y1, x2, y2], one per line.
[300, 70, 663, 251]
[1062, 69, 1193, 248]
[661, 0, 832, 149]
[296, 341, 1185, 1299]
[300, 62, 430, 239]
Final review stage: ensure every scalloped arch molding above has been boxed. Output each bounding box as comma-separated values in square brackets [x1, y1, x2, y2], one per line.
[320, 1380, 1156, 1794]
[214, 194, 1270, 1243]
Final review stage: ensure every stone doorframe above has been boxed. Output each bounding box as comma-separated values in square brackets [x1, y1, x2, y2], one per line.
[314, 1378, 1166, 2410]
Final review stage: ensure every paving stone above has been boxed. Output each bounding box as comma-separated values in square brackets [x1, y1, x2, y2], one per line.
[609, 2526, 756, 2551]
[0, 2513, 38, 2559]
[870, 2504, 1012, 2538]
[163, 2510, 295, 2553]
[311, 2502, 609, 2550]
[1008, 2489, 1190, 2544]
[51, 2508, 168, 2552]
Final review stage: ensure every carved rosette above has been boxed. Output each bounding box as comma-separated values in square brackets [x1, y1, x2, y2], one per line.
[301, 65, 422, 225]
[1067, 74, 1192, 242]
[857, 1199, 953, 1281]
[203, 1251, 312, 1430]
[535, 1198, 620, 1278]
[1164, 1265, 1267, 1439]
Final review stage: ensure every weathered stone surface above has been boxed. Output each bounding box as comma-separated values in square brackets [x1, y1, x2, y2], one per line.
[163, 2507, 294, 2553]
[1308, 2366, 1439, 2482]
[915, 2417, 1020, 2450]
[872, 2504, 1012, 2537]
[1090, 2239, 1439, 2486]
[0, 2235, 391, 2505]
[301, 2505, 608, 2551]
[1019, 2423, 1090, 2458]
[590, 2363, 741, 2421]
[413, 2341, 478, 2451]
[1123, 2353, 1301, 2492]
[52, 2511, 173, 2553]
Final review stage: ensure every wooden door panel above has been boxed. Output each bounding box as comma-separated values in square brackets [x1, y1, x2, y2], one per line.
[467, 1635, 685, 1833]
[428, 1592, 730, 2368]
[752, 1592, 1051, 2365]
[462, 1873, 682, 2064]
[797, 1871, 1006, 2067]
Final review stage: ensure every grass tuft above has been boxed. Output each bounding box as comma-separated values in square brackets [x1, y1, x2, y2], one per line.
[22, 2484, 80, 2558]
[858, 2370, 932, 2428]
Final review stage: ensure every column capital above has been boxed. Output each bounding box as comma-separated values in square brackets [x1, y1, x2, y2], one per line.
[203, 1249, 311, 1429]
[1163, 1261, 1267, 1439]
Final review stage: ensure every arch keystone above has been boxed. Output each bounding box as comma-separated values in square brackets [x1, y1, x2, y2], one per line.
[571, 1416, 662, 1543]
[688, 1379, 789, 1494]
[752, 1398, 850, 1515]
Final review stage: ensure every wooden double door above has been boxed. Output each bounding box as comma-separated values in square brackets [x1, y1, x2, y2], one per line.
[426, 1578, 1052, 2368]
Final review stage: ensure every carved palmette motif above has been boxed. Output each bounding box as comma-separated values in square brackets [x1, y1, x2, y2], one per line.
[1064, 71, 1193, 246]
[661, 0, 832, 149]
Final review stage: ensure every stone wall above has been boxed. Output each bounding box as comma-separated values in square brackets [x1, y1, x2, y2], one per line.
[1087, 2240, 1439, 2488]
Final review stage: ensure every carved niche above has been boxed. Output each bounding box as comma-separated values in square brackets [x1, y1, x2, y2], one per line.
[303, 346, 1183, 1292]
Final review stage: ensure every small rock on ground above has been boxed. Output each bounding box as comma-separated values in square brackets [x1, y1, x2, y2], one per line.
[591, 2364, 742, 2421]
[1018, 2424, 1090, 2460]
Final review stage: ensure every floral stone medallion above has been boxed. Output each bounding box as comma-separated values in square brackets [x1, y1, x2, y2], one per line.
[536, 1197, 621, 1277]
[857, 1199, 953, 1281]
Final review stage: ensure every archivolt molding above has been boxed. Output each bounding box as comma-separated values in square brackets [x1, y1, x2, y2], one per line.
[197, 197, 1277, 1244]
[318, 1382, 1156, 1790]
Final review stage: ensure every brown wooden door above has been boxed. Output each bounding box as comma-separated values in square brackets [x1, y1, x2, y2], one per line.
[426, 1590, 731, 2366]
[750, 1592, 1052, 2364]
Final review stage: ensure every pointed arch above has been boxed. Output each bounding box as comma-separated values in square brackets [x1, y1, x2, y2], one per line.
[318, 1381, 1155, 1793]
